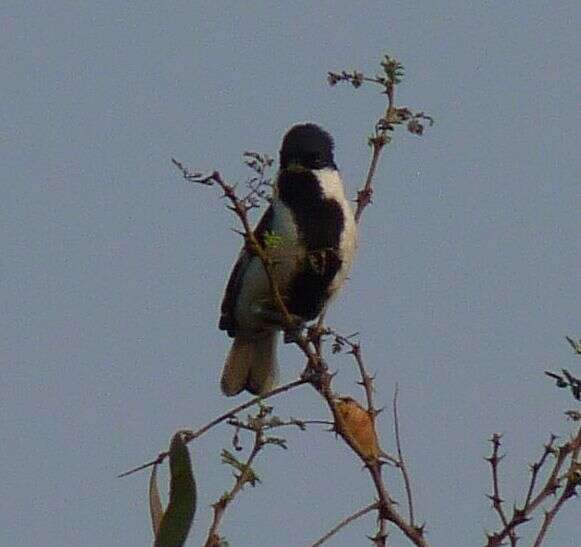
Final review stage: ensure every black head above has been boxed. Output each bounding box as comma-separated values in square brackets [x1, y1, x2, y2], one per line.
[279, 123, 336, 170]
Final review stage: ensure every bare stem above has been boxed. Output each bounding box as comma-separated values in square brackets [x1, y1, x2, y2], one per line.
[486, 427, 581, 546]
[532, 426, 581, 546]
[393, 385, 416, 527]
[164, 54, 433, 546]
[354, 141, 385, 223]
[311, 502, 378, 547]
[118, 378, 307, 478]
[486, 434, 517, 546]
[204, 427, 265, 547]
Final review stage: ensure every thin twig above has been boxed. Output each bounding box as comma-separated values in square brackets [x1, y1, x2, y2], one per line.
[486, 428, 581, 546]
[204, 426, 265, 547]
[354, 71, 396, 224]
[352, 343, 375, 413]
[532, 426, 581, 546]
[524, 435, 558, 509]
[355, 140, 385, 223]
[227, 418, 334, 434]
[118, 378, 307, 478]
[532, 489, 572, 547]
[393, 384, 416, 527]
[163, 54, 433, 546]
[485, 434, 517, 546]
[311, 502, 378, 547]
[329, 331, 375, 412]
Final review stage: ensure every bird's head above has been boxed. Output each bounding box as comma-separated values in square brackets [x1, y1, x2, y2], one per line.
[279, 123, 336, 171]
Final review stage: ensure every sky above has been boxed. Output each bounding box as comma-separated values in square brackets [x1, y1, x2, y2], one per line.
[1, 2, 580, 546]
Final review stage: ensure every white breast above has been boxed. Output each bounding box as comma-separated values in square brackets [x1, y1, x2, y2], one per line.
[313, 168, 358, 294]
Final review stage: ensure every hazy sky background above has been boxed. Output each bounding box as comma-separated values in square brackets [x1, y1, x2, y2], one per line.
[2, 2, 580, 546]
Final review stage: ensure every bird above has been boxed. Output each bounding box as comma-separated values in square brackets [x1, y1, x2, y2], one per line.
[218, 123, 357, 396]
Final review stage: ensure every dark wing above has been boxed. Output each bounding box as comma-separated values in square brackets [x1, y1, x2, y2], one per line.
[219, 205, 274, 336]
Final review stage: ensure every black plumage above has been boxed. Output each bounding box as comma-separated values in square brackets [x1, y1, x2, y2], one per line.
[218, 123, 357, 396]
[277, 168, 344, 320]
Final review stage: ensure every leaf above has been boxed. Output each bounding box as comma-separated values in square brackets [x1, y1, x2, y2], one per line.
[221, 450, 261, 487]
[565, 336, 581, 354]
[265, 436, 288, 450]
[154, 433, 197, 547]
[545, 371, 567, 388]
[149, 463, 164, 535]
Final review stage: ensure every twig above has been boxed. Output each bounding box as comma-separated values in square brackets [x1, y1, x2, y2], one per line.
[393, 385, 416, 527]
[165, 54, 433, 546]
[311, 502, 378, 547]
[118, 378, 307, 478]
[485, 434, 518, 546]
[180, 379, 308, 443]
[486, 428, 581, 546]
[227, 417, 333, 434]
[173, 161, 305, 333]
[355, 140, 385, 223]
[310, 331, 427, 546]
[351, 343, 375, 413]
[524, 435, 558, 509]
[204, 423, 265, 547]
[532, 426, 581, 546]
[330, 56, 432, 224]
[329, 331, 375, 412]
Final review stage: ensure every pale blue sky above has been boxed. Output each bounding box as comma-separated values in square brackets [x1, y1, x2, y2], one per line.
[2, 2, 580, 546]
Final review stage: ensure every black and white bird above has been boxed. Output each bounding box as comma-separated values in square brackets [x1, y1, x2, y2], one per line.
[219, 123, 357, 396]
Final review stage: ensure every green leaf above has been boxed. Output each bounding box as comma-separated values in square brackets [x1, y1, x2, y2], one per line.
[154, 433, 197, 547]
[221, 449, 261, 487]
[565, 336, 581, 354]
[149, 463, 164, 536]
[265, 436, 288, 449]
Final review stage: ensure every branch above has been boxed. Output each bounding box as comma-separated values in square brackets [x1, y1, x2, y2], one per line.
[203, 419, 266, 546]
[393, 385, 417, 527]
[312, 330, 427, 545]
[486, 428, 581, 546]
[485, 434, 518, 546]
[328, 56, 433, 223]
[118, 378, 307, 478]
[311, 502, 378, 547]
[532, 426, 581, 546]
[162, 53, 433, 546]
[172, 163, 297, 329]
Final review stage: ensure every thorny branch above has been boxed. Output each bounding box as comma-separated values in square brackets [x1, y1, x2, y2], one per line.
[117, 378, 307, 478]
[117, 51, 581, 547]
[393, 385, 417, 528]
[204, 405, 284, 547]
[486, 429, 581, 546]
[124, 53, 432, 546]
[486, 338, 581, 546]
[485, 434, 519, 546]
[331, 331, 375, 412]
[328, 57, 433, 223]
[311, 502, 379, 547]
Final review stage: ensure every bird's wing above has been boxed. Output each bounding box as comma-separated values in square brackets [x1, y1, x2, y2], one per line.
[219, 205, 274, 336]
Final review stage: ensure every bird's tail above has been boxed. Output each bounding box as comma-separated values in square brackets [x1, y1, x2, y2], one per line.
[220, 332, 279, 396]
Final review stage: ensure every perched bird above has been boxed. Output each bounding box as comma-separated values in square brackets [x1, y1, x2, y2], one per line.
[219, 123, 357, 396]
[335, 396, 381, 461]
